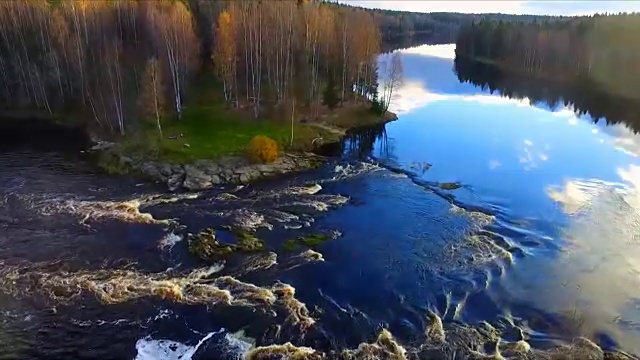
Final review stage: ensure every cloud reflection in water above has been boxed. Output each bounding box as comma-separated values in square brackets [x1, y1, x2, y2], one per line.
[541, 165, 640, 353]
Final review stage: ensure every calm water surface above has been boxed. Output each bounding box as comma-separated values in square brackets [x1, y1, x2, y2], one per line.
[372, 44, 640, 353]
[1, 44, 640, 359]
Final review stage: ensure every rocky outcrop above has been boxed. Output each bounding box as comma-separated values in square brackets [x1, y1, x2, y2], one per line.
[108, 152, 323, 192]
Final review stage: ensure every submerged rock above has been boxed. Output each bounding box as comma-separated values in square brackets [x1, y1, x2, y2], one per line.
[439, 182, 462, 190]
[283, 231, 340, 251]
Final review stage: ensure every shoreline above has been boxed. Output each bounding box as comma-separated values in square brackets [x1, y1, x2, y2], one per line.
[91, 110, 398, 191]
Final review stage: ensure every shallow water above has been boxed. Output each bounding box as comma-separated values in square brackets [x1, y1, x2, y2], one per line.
[1, 44, 640, 359]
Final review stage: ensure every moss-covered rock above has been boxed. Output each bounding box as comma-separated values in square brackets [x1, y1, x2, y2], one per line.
[188, 227, 266, 262]
[233, 229, 265, 252]
[283, 239, 299, 252]
[188, 228, 235, 261]
[283, 232, 334, 251]
[298, 234, 331, 247]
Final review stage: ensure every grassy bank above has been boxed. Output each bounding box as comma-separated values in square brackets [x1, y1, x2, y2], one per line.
[116, 100, 394, 165]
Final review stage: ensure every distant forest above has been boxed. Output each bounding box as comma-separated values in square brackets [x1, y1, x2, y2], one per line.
[455, 13, 640, 100]
[329, 1, 554, 49]
[0, 0, 382, 135]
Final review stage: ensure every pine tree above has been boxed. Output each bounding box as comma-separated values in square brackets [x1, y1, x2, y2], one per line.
[323, 74, 339, 110]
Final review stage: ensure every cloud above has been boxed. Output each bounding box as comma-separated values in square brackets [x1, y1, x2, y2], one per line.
[489, 160, 502, 170]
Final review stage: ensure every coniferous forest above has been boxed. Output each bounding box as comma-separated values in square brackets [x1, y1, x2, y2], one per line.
[455, 13, 640, 99]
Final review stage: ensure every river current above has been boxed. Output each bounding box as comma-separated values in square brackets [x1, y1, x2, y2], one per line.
[1, 45, 640, 359]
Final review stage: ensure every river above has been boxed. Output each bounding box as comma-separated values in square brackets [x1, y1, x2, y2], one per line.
[1, 44, 640, 359]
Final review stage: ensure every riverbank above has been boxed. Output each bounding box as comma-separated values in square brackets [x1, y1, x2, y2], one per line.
[93, 102, 397, 191]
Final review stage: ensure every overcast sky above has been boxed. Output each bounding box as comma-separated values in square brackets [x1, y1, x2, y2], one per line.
[339, 1, 640, 16]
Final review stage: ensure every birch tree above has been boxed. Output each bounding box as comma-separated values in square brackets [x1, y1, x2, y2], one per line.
[139, 57, 166, 138]
[380, 52, 403, 113]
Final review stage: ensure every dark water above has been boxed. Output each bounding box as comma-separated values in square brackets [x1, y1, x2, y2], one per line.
[1, 44, 640, 359]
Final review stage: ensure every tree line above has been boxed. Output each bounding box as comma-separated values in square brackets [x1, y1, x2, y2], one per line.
[326, 1, 553, 48]
[455, 13, 640, 100]
[0, 0, 383, 137]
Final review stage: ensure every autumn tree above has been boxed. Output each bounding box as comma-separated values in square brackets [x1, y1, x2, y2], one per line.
[139, 57, 166, 138]
[154, 1, 197, 120]
[213, 9, 237, 106]
[0, 0, 389, 136]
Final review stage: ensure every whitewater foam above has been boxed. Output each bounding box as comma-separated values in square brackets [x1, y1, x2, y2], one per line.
[246, 342, 321, 360]
[327, 162, 383, 182]
[134, 330, 220, 360]
[450, 204, 496, 230]
[158, 232, 183, 250]
[222, 330, 255, 358]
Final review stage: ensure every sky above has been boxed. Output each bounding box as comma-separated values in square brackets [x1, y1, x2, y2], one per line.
[339, 1, 640, 16]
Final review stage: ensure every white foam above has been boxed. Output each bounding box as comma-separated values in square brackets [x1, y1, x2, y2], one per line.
[222, 330, 255, 358]
[153, 309, 174, 321]
[134, 331, 219, 360]
[158, 232, 183, 250]
[327, 162, 382, 182]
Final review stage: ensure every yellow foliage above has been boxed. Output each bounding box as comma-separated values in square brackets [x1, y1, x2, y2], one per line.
[247, 135, 279, 164]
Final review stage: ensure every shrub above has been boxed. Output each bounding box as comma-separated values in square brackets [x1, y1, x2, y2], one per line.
[247, 135, 279, 163]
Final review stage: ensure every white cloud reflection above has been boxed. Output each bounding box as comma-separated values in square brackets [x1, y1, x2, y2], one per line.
[400, 44, 456, 59]
[600, 124, 640, 158]
[386, 44, 640, 163]
[540, 166, 640, 352]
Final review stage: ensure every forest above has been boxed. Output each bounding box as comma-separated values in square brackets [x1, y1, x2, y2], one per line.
[331, 1, 553, 48]
[455, 13, 640, 100]
[0, 0, 384, 141]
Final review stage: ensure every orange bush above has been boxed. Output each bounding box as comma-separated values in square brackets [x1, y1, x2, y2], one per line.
[247, 135, 279, 164]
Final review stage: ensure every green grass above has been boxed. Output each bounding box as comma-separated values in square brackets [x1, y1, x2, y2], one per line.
[120, 104, 329, 164]
[160, 104, 292, 162]
[118, 74, 389, 164]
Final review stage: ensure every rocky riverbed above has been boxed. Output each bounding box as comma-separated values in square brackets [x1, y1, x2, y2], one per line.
[96, 145, 325, 191]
